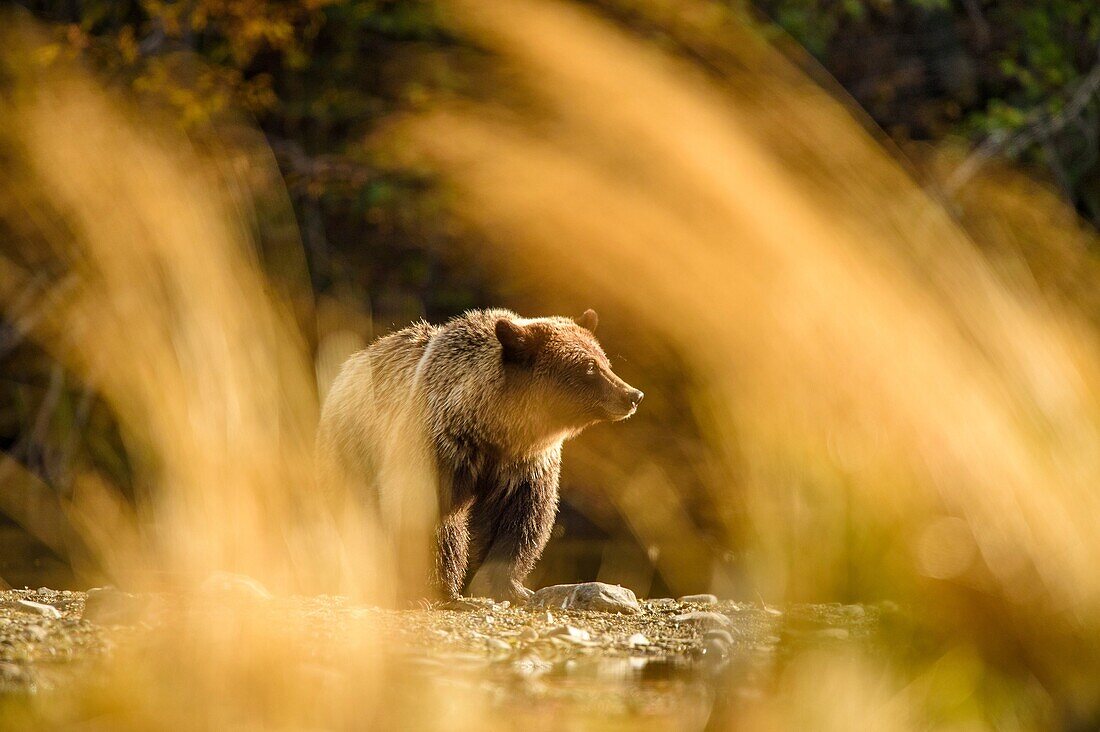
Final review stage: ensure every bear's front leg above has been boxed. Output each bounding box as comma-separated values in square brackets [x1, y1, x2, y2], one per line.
[435, 507, 470, 600]
[467, 467, 559, 602]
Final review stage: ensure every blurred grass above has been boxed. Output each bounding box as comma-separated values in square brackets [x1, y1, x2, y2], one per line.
[400, 0, 1100, 725]
[1, 0, 1100, 728]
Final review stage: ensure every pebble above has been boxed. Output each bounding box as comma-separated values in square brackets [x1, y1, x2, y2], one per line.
[627, 633, 650, 647]
[841, 605, 865, 618]
[517, 627, 538, 643]
[83, 588, 148, 625]
[23, 625, 48, 642]
[703, 629, 735, 646]
[545, 625, 591, 642]
[442, 598, 486, 612]
[677, 594, 717, 605]
[529, 582, 641, 614]
[672, 611, 732, 631]
[12, 600, 61, 620]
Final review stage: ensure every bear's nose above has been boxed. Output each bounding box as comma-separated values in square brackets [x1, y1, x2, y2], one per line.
[628, 389, 644, 406]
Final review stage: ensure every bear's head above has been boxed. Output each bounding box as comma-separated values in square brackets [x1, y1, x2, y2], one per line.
[495, 309, 644, 434]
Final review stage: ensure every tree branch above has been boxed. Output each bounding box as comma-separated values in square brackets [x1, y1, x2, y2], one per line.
[945, 43, 1100, 193]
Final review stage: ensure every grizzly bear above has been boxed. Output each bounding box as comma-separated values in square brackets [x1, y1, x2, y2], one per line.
[316, 308, 643, 602]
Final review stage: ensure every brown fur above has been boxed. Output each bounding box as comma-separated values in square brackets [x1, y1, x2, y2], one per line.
[316, 308, 643, 601]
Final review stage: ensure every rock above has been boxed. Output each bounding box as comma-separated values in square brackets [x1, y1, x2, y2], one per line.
[517, 627, 538, 643]
[545, 625, 591, 642]
[11, 600, 61, 620]
[841, 604, 865, 618]
[199, 572, 272, 601]
[764, 606, 783, 617]
[703, 629, 735, 646]
[528, 582, 641, 614]
[673, 611, 732, 631]
[442, 598, 488, 612]
[83, 588, 149, 625]
[627, 633, 650, 647]
[22, 625, 48, 642]
[677, 594, 718, 605]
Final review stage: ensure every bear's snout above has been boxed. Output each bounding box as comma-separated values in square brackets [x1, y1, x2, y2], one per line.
[606, 384, 643, 420]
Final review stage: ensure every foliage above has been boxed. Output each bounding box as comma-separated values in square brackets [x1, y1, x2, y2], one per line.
[755, 0, 1100, 219]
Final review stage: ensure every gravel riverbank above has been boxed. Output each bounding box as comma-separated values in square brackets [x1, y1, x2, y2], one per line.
[0, 585, 889, 726]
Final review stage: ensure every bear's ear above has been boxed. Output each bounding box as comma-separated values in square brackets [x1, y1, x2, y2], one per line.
[575, 309, 598, 333]
[495, 318, 537, 364]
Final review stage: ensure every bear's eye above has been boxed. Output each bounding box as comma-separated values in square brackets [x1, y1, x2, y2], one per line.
[584, 359, 598, 378]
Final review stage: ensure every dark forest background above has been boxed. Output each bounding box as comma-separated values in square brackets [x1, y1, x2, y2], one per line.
[2, 0, 1098, 594]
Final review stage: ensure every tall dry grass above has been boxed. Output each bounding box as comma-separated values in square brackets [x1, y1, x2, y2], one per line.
[399, 0, 1100, 724]
[0, 0, 1099, 727]
[0, 22, 423, 730]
